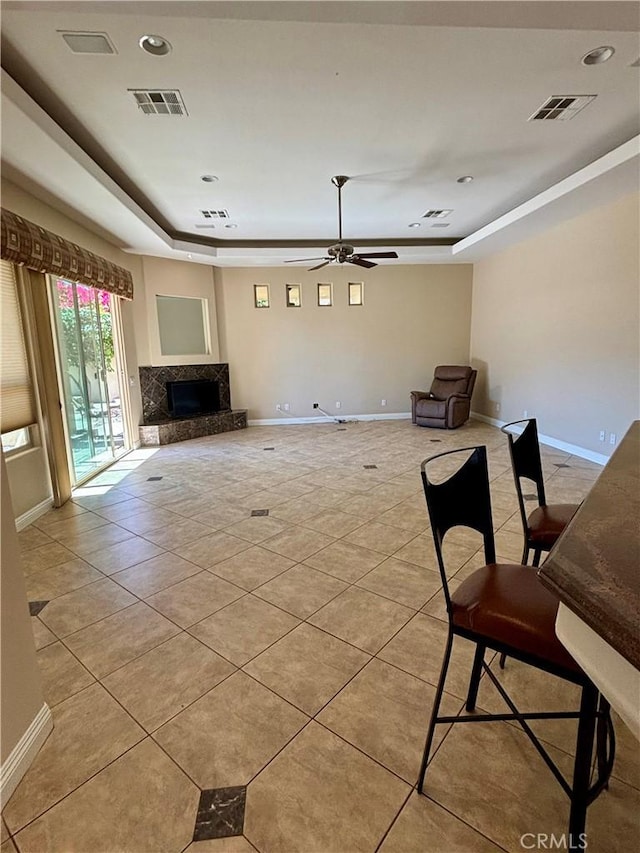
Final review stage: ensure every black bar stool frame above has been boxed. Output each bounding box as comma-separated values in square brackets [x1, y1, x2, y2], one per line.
[417, 445, 615, 851]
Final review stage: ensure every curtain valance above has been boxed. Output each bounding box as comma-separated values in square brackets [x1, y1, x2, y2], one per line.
[0, 208, 133, 300]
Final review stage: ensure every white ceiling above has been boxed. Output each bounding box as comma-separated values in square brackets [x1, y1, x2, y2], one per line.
[1, 1, 639, 267]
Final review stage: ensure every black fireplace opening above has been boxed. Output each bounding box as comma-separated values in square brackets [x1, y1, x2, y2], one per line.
[166, 379, 221, 418]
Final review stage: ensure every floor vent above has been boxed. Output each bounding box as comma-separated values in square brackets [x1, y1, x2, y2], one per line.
[130, 89, 188, 116]
[529, 95, 595, 121]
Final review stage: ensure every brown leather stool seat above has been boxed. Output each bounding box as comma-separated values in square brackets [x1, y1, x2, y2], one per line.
[451, 563, 581, 673]
[527, 504, 579, 549]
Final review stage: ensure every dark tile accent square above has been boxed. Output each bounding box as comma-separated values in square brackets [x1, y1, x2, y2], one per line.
[29, 600, 49, 616]
[251, 509, 269, 517]
[363, 465, 378, 470]
[193, 786, 246, 841]
[554, 463, 571, 468]
[523, 493, 538, 501]
[147, 476, 163, 481]
[263, 447, 275, 451]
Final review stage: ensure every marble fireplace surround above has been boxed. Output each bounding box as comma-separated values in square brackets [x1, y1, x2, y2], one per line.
[138, 364, 247, 445]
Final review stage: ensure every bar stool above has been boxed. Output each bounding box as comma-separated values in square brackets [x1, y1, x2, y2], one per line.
[501, 418, 580, 567]
[417, 446, 615, 851]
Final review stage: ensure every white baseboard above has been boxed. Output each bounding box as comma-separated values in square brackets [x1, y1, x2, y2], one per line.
[248, 412, 411, 426]
[471, 412, 608, 466]
[0, 703, 53, 808]
[15, 497, 53, 532]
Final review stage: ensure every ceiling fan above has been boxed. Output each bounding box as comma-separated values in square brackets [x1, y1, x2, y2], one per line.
[285, 175, 398, 271]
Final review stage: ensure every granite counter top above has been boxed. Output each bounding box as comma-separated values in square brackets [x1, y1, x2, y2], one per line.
[538, 420, 640, 670]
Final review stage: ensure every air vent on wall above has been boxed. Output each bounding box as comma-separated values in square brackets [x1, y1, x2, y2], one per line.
[59, 31, 116, 54]
[129, 89, 188, 116]
[529, 95, 596, 121]
[200, 209, 230, 219]
[422, 209, 453, 219]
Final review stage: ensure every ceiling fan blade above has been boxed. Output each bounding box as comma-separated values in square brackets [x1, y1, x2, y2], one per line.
[349, 257, 376, 269]
[353, 251, 398, 259]
[308, 260, 332, 271]
[284, 257, 329, 263]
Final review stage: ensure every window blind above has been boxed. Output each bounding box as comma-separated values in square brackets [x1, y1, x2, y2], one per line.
[1, 260, 36, 432]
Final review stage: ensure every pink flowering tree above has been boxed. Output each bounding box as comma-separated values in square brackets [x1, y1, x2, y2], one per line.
[55, 280, 115, 371]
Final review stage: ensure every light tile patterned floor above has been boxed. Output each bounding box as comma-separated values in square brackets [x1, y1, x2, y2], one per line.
[4, 419, 639, 852]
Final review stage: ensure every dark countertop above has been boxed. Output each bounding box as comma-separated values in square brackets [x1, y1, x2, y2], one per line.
[539, 420, 640, 670]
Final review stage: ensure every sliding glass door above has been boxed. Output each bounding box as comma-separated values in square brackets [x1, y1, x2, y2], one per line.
[50, 278, 130, 485]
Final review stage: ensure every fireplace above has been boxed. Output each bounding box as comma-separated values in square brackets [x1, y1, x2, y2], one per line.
[139, 364, 231, 423]
[138, 364, 246, 445]
[167, 379, 220, 418]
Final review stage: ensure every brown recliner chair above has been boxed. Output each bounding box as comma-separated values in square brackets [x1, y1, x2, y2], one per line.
[411, 365, 477, 429]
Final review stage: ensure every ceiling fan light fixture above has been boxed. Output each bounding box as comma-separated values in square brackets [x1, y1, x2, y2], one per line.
[201, 175, 218, 183]
[457, 175, 474, 183]
[581, 46, 615, 66]
[225, 223, 238, 229]
[408, 222, 421, 228]
[139, 34, 172, 56]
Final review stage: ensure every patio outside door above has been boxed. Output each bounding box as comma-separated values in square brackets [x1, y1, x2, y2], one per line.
[50, 277, 130, 485]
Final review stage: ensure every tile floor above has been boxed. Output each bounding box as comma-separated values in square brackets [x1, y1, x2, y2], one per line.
[3, 419, 639, 853]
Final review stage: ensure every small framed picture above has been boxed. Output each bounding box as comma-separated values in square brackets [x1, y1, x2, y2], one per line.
[254, 284, 270, 308]
[348, 282, 364, 306]
[286, 283, 302, 307]
[317, 283, 333, 306]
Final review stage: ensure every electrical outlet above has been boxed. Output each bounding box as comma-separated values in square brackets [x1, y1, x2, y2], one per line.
[335, 401, 341, 409]
[381, 399, 387, 406]
[276, 404, 281, 412]
[609, 433, 616, 445]
[313, 402, 319, 409]
[495, 402, 501, 414]
[283, 403, 290, 411]
[599, 430, 606, 442]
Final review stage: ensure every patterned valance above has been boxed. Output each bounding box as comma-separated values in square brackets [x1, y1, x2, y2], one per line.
[0, 208, 133, 300]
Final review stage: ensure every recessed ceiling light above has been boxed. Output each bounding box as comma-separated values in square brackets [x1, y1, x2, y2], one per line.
[139, 34, 172, 56]
[457, 175, 474, 184]
[225, 224, 238, 229]
[408, 222, 421, 228]
[581, 46, 615, 65]
[201, 175, 218, 183]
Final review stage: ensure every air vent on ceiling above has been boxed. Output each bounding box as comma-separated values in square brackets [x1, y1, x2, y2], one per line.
[422, 209, 453, 219]
[129, 89, 188, 116]
[529, 95, 596, 121]
[59, 31, 116, 54]
[194, 224, 216, 229]
[200, 209, 230, 219]
[430, 223, 450, 228]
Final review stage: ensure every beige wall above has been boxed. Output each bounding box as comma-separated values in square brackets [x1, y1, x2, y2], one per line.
[0, 451, 46, 766]
[470, 192, 640, 455]
[138, 256, 220, 366]
[5, 447, 50, 520]
[216, 264, 473, 420]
